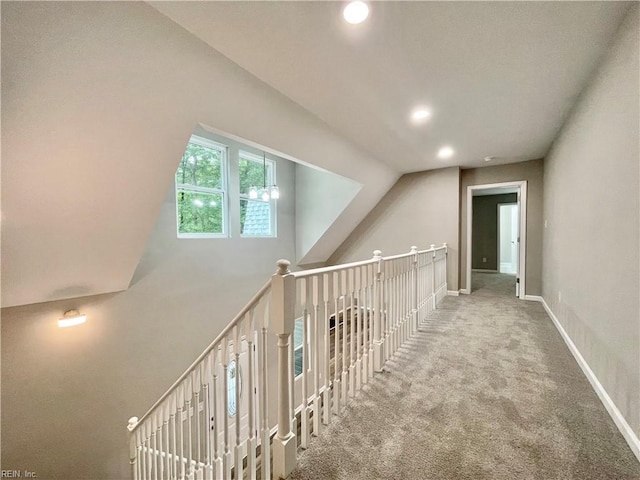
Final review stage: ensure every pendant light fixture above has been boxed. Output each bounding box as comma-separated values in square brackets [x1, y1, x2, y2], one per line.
[248, 152, 278, 201]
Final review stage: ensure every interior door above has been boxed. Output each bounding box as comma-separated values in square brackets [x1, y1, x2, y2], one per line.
[498, 204, 518, 275]
[515, 189, 521, 297]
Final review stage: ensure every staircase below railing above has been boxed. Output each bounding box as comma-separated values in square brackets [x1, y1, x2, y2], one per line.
[127, 244, 448, 480]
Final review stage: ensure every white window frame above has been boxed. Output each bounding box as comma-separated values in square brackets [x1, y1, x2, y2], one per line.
[293, 316, 310, 378]
[175, 135, 229, 238]
[238, 150, 277, 238]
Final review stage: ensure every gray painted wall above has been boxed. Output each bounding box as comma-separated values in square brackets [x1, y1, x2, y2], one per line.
[542, 4, 639, 436]
[460, 159, 544, 295]
[1, 150, 296, 479]
[329, 167, 460, 291]
[295, 166, 361, 264]
[472, 194, 517, 270]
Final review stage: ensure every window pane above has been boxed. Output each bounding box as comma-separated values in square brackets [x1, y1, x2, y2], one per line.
[227, 360, 241, 417]
[294, 319, 304, 377]
[240, 198, 272, 236]
[177, 190, 224, 235]
[294, 347, 303, 377]
[176, 142, 223, 189]
[294, 319, 304, 349]
[239, 156, 272, 194]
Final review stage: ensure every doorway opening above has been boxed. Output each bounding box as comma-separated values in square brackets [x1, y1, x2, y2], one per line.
[498, 203, 518, 275]
[465, 181, 527, 298]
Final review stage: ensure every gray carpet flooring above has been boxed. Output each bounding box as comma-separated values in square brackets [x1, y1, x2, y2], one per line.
[289, 273, 640, 480]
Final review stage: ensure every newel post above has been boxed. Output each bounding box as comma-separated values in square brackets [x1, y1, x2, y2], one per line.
[410, 246, 419, 335]
[372, 250, 384, 372]
[431, 244, 437, 310]
[271, 259, 297, 479]
[443, 243, 449, 293]
[127, 417, 138, 480]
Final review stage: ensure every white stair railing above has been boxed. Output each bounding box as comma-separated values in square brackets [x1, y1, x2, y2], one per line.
[127, 244, 448, 480]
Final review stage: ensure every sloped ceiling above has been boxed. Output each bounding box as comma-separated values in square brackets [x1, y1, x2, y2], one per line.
[150, 1, 631, 172]
[1, 1, 631, 307]
[1, 2, 395, 307]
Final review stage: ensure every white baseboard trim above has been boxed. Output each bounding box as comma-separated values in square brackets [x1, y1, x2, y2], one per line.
[524, 295, 543, 302]
[447, 290, 459, 296]
[539, 297, 640, 462]
[459, 288, 470, 295]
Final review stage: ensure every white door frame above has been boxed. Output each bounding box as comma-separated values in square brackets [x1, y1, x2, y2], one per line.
[465, 181, 527, 299]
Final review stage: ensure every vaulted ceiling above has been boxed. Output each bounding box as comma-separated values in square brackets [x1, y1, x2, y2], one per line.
[1, 1, 631, 307]
[151, 1, 630, 172]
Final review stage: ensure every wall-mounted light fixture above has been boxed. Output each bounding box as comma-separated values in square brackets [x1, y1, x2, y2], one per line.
[58, 310, 87, 328]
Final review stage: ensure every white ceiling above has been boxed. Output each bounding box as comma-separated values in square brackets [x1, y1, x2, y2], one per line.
[150, 1, 630, 173]
[1, 2, 631, 308]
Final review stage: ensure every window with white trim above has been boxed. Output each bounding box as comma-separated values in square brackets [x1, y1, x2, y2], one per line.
[175, 136, 227, 237]
[294, 317, 310, 377]
[239, 151, 276, 237]
[227, 360, 241, 417]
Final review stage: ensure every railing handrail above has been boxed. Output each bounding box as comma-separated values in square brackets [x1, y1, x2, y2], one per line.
[129, 279, 272, 433]
[292, 246, 442, 279]
[428, 245, 447, 253]
[292, 257, 378, 278]
[383, 251, 418, 261]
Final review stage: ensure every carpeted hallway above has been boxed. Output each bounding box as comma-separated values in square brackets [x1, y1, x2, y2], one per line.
[289, 273, 640, 480]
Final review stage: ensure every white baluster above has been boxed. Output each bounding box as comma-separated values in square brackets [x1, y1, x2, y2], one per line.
[354, 266, 362, 393]
[194, 368, 202, 477]
[312, 274, 322, 436]
[322, 273, 331, 426]
[340, 269, 348, 405]
[332, 270, 341, 414]
[431, 244, 437, 310]
[152, 414, 159, 480]
[210, 347, 222, 479]
[135, 428, 142, 480]
[348, 268, 356, 398]
[159, 406, 166, 480]
[176, 383, 185, 480]
[398, 259, 403, 349]
[289, 323, 296, 447]
[259, 297, 271, 480]
[222, 338, 232, 480]
[201, 358, 212, 480]
[234, 323, 243, 480]
[386, 259, 391, 362]
[386, 260, 393, 360]
[144, 421, 150, 480]
[443, 242, 448, 297]
[300, 278, 310, 449]
[187, 374, 195, 479]
[169, 394, 176, 479]
[361, 264, 370, 384]
[372, 250, 384, 372]
[245, 312, 257, 480]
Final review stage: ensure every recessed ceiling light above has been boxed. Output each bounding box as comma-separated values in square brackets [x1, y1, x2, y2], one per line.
[411, 108, 431, 123]
[438, 146, 454, 159]
[484, 156, 494, 162]
[343, 1, 369, 24]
